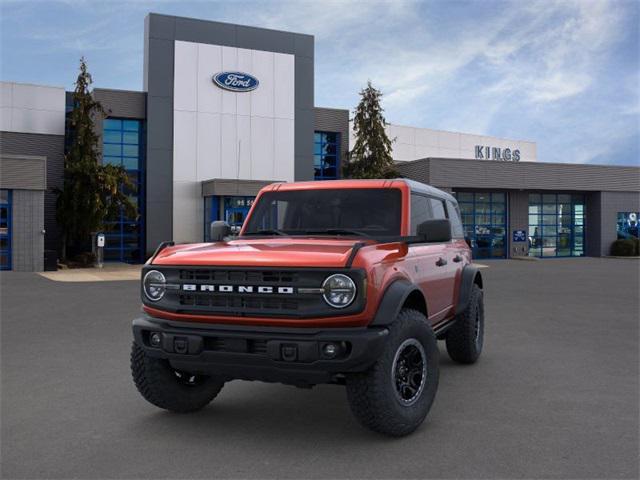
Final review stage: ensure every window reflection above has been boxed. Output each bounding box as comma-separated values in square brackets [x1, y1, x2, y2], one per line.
[101, 118, 145, 263]
[454, 191, 507, 259]
[314, 131, 340, 180]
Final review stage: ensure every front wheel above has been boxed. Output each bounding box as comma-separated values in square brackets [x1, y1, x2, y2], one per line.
[345, 309, 439, 436]
[130, 342, 225, 413]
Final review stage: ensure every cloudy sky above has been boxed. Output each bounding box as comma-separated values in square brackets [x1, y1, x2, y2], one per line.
[1, 0, 638, 166]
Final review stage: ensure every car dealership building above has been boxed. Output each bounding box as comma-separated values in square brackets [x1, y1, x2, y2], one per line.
[1, 13, 639, 271]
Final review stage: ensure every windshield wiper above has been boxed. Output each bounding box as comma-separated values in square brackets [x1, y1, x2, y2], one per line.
[303, 229, 368, 237]
[242, 229, 288, 236]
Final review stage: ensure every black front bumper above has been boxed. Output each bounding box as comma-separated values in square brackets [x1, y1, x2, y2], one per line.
[132, 315, 389, 386]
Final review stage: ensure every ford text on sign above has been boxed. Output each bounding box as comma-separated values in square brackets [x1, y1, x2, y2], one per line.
[212, 72, 259, 92]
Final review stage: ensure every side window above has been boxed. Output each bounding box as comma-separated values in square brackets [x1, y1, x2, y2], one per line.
[446, 200, 465, 238]
[410, 194, 432, 234]
[429, 198, 447, 220]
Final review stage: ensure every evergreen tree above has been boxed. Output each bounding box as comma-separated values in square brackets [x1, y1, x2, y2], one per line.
[344, 81, 398, 179]
[55, 57, 135, 261]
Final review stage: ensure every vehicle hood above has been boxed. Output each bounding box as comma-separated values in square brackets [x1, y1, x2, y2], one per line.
[152, 238, 371, 268]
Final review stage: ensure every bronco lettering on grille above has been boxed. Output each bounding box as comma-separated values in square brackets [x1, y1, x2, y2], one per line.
[182, 284, 295, 294]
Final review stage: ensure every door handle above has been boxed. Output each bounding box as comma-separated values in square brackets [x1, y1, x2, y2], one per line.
[435, 257, 447, 267]
[453, 255, 463, 263]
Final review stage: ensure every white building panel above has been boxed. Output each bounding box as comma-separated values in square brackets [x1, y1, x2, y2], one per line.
[173, 41, 198, 112]
[459, 133, 485, 153]
[236, 49, 253, 116]
[353, 122, 538, 163]
[0, 107, 11, 131]
[0, 83, 12, 107]
[11, 107, 64, 137]
[196, 112, 221, 180]
[0, 82, 65, 135]
[352, 120, 537, 163]
[197, 44, 222, 114]
[173, 110, 197, 181]
[250, 50, 274, 118]
[172, 181, 203, 244]
[392, 142, 416, 162]
[414, 144, 437, 159]
[519, 142, 537, 162]
[236, 115, 252, 179]
[414, 127, 438, 147]
[12, 83, 63, 111]
[221, 46, 238, 115]
[172, 41, 295, 242]
[219, 113, 238, 179]
[437, 131, 460, 151]
[251, 116, 274, 179]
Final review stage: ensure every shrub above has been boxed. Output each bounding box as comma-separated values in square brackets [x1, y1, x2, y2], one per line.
[610, 239, 637, 256]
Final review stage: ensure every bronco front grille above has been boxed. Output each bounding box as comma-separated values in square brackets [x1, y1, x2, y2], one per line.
[142, 266, 366, 319]
[179, 293, 300, 311]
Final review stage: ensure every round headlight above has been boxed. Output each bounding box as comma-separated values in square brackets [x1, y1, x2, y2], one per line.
[322, 274, 357, 308]
[143, 270, 166, 302]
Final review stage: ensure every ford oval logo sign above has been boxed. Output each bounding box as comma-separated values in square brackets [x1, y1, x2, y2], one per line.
[212, 72, 259, 92]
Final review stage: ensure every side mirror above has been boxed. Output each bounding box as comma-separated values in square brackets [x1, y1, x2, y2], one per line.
[210, 221, 231, 242]
[417, 219, 452, 243]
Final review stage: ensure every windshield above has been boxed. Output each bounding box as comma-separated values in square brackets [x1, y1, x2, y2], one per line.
[242, 188, 402, 237]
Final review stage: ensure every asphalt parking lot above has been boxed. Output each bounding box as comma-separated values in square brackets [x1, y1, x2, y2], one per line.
[1, 258, 639, 479]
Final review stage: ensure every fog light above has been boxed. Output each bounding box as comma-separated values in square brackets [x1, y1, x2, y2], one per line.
[323, 343, 338, 358]
[150, 332, 162, 347]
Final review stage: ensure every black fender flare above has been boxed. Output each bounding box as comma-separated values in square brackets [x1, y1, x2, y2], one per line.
[370, 279, 425, 326]
[455, 265, 483, 315]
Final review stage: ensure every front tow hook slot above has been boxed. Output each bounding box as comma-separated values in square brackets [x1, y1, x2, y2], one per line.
[174, 337, 188, 354]
[281, 344, 298, 362]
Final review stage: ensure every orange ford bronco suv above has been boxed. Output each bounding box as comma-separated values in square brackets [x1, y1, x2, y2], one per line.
[131, 179, 484, 436]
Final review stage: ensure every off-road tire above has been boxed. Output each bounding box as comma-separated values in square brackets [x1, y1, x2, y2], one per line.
[345, 309, 439, 437]
[131, 342, 225, 413]
[445, 283, 484, 364]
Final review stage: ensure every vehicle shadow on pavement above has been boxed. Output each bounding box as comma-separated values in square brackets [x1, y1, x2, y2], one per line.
[128, 348, 459, 444]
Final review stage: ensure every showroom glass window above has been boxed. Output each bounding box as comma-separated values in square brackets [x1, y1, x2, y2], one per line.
[528, 193, 585, 257]
[616, 212, 639, 239]
[0, 189, 11, 270]
[454, 192, 507, 259]
[102, 118, 145, 263]
[314, 132, 340, 180]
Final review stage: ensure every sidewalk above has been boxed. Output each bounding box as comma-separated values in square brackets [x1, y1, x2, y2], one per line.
[37, 263, 142, 282]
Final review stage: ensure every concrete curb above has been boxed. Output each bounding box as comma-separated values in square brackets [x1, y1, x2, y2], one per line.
[37, 264, 142, 282]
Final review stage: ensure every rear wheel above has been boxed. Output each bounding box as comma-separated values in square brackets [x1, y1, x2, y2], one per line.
[130, 342, 225, 413]
[446, 283, 484, 364]
[345, 309, 439, 436]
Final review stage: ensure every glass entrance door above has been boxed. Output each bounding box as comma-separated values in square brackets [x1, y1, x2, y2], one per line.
[0, 190, 12, 270]
[528, 193, 585, 257]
